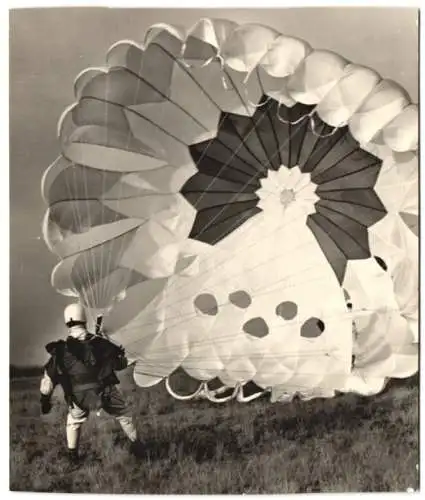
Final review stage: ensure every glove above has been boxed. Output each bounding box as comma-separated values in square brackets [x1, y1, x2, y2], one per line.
[40, 394, 52, 415]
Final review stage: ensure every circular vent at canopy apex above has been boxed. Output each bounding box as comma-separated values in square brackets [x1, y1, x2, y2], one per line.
[41, 18, 419, 403]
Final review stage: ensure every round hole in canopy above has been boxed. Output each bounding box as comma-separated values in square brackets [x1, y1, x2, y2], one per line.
[194, 293, 218, 316]
[243, 317, 269, 338]
[276, 301, 298, 320]
[300, 317, 325, 338]
[229, 290, 252, 309]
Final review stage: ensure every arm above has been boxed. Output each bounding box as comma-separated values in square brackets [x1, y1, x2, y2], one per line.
[95, 339, 129, 382]
[39, 341, 63, 414]
[97, 324, 128, 372]
[39, 357, 57, 414]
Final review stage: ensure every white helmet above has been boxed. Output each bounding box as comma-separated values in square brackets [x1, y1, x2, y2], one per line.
[64, 303, 87, 326]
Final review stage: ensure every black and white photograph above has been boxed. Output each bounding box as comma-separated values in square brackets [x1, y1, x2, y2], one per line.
[9, 1, 420, 494]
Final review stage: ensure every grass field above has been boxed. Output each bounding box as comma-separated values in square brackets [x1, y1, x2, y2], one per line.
[9, 368, 419, 494]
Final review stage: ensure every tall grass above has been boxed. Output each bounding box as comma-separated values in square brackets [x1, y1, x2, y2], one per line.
[10, 370, 419, 493]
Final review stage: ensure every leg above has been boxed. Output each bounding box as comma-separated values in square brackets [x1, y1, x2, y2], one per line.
[102, 386, 138, 443]
[66, 404, 88, 458]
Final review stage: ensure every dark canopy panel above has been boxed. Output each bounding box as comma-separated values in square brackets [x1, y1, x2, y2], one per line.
[181, 97, 387, 283]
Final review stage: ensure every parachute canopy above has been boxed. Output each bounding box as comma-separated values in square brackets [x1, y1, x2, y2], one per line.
[42, 18, 419, 403]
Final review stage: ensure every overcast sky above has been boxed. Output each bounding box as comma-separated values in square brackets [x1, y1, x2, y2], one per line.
[9, 6, 419, 366]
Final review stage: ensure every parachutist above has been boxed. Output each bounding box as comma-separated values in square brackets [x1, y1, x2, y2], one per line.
[39, 303, 142, 460]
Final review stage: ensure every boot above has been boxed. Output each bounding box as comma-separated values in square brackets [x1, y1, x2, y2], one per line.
[67, 447, 80, 465]
[129, 439, 144, 459]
